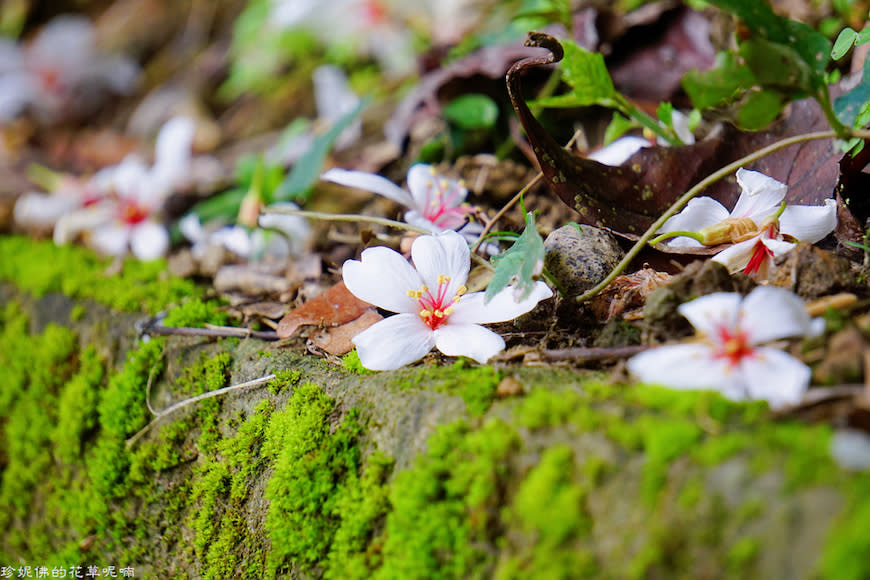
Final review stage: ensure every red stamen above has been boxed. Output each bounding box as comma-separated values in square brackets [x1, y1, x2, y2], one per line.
[120, 200, 149, 225]
[410, 275, 465, 331]
[712, 325, 754, 367]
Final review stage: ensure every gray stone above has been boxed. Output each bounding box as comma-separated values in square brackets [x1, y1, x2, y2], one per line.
[543, 224, 624, 296]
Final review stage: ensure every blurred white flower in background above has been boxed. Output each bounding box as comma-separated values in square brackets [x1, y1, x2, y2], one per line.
[0, 15, 139, 122]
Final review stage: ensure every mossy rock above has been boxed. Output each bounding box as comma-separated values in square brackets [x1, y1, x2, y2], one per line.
[2, 237, 870, 579]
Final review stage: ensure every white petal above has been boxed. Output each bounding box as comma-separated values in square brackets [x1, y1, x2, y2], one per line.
[739, 348, 810, 409]
[352, 314, 435, 370]
[410, 231, 470, 294]
[677, 292, 741, 341]
[670, 110, 695, 145]
[178, 213, 204, 244]
[406, 164, 468, 210]
[779, 199, 837, 244]
[321, 168, 414, 207]
[588, 136, 649, 166]
[342, 246, 423, 313]
[90, 223, 131, 257]
[403, 210, 441, 233]
[213, 226, 254, 257]
[658, 197, 730, 247]
[711, 237, 759, 273]
[434, 323, 505, 364]
[152, 116, 195, 189]
[451, 282, 552, 324]
[731, 169, 787, 220]
[53, 205, 114, 245]
[627, 344, 736, 393]
[14, 192, 80, 227]
[130, 221, 169, 260]
[739, 286, 817, 343]
[259, 202, 312, 250]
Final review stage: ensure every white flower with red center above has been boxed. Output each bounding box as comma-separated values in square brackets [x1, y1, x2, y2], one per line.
[627, 286, 824, 409]
[0, 15, 139, 122]
[322, 163, 483, 239]
[656, 168, 836, 277]
[342, 230, 552, 370]
[53, 156, 170, 260]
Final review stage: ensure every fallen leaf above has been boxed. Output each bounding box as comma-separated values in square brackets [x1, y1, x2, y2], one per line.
[507, 33, 849, 248]
[308, 308, 383, 355]
[277, 280, 372, 339]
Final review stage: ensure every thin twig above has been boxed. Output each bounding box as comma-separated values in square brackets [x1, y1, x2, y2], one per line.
[146, 325, 279, 341]
[471, 129, 583, 254]
[575, 130, 839, 303]
[126, 373, 277, 448]
[540, 345, 649, 362]
[261, 207, 431, 234]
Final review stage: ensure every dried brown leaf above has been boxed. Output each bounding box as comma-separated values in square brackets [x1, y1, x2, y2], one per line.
[276, 280, 372, 339]
[308, 308, 383, 355]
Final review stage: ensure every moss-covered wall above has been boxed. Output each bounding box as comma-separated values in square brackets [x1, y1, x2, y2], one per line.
[2, 236, 870, 579]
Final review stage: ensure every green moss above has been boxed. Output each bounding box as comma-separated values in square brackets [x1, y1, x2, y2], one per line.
[188, 399, 275, 579]
[263, 382, 363, 575]
[69, 304, 86, 321]
[161, 297, 228, 327]
[820, 479, 870, 580]
[727, 536, 760, 574]
[0, 235, 202, 313]
[342, 350, 373, 375]
[498, 445, 597, 579]
[269, 369, 302, 394]
[379, 418, 519, 579]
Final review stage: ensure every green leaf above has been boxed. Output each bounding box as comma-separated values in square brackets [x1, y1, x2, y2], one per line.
[739, 38, 813, 93]
[603, 112, 637, 145]
[858, 25, 870, 46]
[485, 212, 545, 304]
[443, 94, 500, 130]
[559, 40, 618, 106]
[189, 188, 248, 224]
[656, 102, 675, 126]
[705, 0, 831, 82]
[274, 99, 367, 202]
[736, 89, 785, 130]
[832, 27, 857, 59]
[683, 52, 756, 109]
[834, 58, 870, 127]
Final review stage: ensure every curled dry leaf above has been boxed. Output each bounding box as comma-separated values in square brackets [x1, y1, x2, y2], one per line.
[308, 308, 383, 355]
[507, 33, 850, 249]
[277, 280, 372, 339]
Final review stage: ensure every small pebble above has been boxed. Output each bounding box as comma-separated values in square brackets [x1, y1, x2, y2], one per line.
[544, 225, 624, 296]
[830, 429, 870, 471]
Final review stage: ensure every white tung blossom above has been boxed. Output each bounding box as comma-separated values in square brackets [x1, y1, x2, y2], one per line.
[0, 15, 139, 122]
[342, 230, 552, 370]
[627, 286, 824, 410]
[322, 163, 483, 240]
[657, 168, 837, 277]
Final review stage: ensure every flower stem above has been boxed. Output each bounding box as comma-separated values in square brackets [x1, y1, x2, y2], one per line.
[648, 230, 706, 246]
[574, 129, 838, 303]
[261, 207, 431, 234]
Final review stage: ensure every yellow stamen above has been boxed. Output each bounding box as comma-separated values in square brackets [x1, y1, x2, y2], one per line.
[443, 307, 454, 316]
[437, 275, 450, 284]
[420, 309, 432, 317]
[455, 285, 467, 296]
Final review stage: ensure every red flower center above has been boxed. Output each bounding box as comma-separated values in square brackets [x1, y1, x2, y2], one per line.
[743, 223, 778, 275]
[421, 176, 473, 228]
[712, 324, 754, 367]
[407, 274, 466, 330]
[120, 199, 149, 225]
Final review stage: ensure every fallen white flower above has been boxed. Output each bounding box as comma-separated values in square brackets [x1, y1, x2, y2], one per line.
[342, 230, 552, 370]
[322, 163, 484, 240]
[657, 168, 836, 277]
[627, 286, 824, 409]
